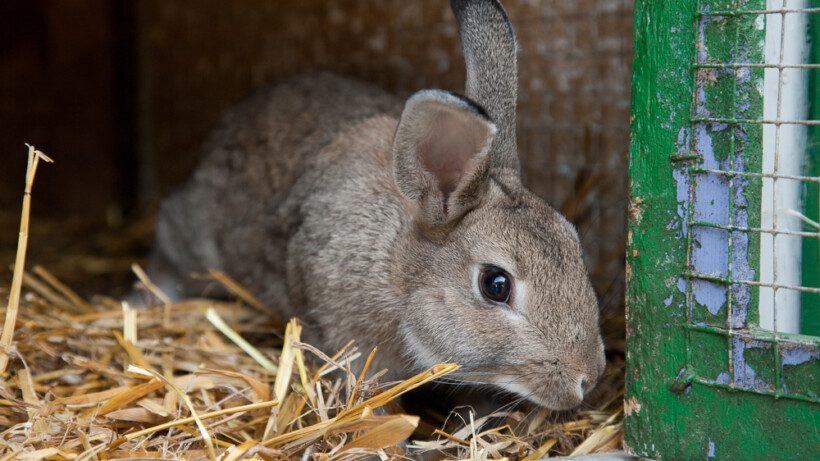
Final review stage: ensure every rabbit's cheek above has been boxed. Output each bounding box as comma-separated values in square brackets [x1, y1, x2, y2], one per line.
[400, 326, 442, 371]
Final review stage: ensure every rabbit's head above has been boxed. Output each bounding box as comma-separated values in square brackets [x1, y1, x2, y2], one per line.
[387, 0, 605, 410]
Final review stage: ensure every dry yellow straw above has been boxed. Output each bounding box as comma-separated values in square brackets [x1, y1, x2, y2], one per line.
[122, 399, 281, 442]
[206, 307, 277, 373]
[261, 363, 458, 448]
[131, 263, 171, 305]
[131, 366, 218, 461]
[0, 144, 53, 374]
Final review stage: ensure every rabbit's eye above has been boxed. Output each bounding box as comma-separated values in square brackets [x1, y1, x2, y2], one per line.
[479, 266, 512, 304]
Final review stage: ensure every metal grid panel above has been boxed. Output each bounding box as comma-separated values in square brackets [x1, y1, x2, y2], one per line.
[683, 0, 820, 404]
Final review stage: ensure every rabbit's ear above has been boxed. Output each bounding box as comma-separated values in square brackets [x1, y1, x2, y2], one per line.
[451, 0, 519, 172]
[392, 90, 497, 227]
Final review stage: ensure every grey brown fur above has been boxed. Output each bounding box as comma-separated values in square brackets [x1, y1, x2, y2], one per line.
[147, 0, 605, 410]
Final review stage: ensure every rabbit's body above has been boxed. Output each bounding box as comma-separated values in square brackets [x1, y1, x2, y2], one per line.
[147, 0, 605, 410]
[153, 74, 413, 368]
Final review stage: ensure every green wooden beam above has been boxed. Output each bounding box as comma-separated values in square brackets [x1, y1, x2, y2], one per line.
[626, 1, 820, 459]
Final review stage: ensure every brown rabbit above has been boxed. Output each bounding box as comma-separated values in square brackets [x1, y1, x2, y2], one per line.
[145, 0, 605, 410]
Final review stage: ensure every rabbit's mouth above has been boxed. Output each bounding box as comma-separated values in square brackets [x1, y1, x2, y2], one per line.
[488, 372, 590, 410]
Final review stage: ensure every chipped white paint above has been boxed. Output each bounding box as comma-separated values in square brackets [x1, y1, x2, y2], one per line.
[624, 396, 642, 416]
[759, 0, 809, 334]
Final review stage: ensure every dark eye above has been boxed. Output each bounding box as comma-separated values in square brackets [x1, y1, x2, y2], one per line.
[479, 266, 512, 304]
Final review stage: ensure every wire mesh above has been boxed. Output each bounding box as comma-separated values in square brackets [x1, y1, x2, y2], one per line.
[682, 0, 820, 403]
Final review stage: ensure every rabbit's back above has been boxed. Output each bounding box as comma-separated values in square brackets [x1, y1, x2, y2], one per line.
[149, 73, 403, 309]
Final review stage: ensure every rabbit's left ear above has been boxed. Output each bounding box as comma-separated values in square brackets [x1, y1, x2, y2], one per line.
[392, 90, 497, 227]
[451, 0, 519, 172]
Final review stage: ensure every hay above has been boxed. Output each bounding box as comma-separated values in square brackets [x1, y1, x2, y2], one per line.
[0, 149, 624, 460]
[1, 145, 52, 374]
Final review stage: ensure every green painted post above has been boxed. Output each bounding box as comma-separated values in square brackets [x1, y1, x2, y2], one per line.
[626, 1, 820, 459]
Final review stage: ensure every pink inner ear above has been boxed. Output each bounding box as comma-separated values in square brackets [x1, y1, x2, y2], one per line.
[417, 109, 489, 199]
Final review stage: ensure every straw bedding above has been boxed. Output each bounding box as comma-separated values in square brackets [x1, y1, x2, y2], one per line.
[0, 151, 624, 460]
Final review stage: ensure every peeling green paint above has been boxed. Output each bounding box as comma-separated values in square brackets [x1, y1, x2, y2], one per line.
[626, 1, 820, 459]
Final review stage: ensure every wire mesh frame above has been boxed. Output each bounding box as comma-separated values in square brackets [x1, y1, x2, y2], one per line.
[683, 2, 820, 404]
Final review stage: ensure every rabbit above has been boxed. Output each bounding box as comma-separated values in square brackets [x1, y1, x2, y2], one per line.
[144, 0, 606, 411]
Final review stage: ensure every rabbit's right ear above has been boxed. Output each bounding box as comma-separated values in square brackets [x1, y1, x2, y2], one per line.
[392, 90, 497, 228]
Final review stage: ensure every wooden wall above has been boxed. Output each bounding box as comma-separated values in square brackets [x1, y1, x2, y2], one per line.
[0, 1, 130, 218]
